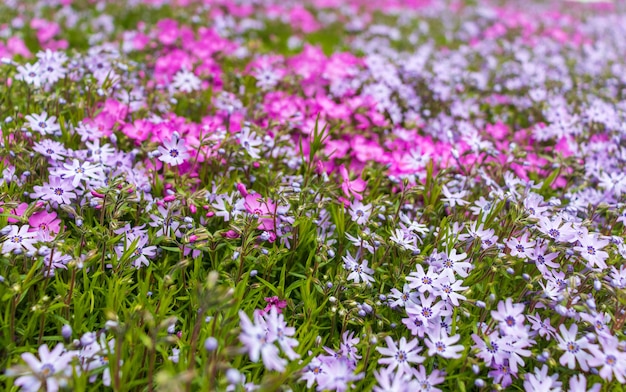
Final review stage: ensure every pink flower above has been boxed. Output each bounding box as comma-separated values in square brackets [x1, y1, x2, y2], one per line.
[339, 165, 367, 201]
[263, 296, 287, 314]
[7, 202, 28, 223]
[243, 193, 276, 232]
[28, 211, 61, 241]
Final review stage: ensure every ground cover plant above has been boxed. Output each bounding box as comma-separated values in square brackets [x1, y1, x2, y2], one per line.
[1, 0, 626, 390]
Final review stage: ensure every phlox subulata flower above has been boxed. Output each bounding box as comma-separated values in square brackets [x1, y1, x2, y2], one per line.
[7, 343, 77, 392]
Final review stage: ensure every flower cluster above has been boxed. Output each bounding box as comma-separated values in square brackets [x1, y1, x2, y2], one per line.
[1, 0, 626, 390]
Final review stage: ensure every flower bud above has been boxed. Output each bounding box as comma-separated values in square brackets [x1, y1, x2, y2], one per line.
[204, 337, 218, 352]
[61, 324, 72, 341]
[594, 280, 602, 291]
[226, 369, 241, 385]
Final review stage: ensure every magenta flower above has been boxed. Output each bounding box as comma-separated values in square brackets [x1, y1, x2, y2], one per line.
[28, 211, 61, 241]
[263, 296, 287, 314]
[339, 165, 367, 201]
[243, 192, 276, 232]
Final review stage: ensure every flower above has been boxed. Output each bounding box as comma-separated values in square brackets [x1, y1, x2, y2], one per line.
[373, 366, 412, 392]
[263, 296, 287, 314]
[243, 192, 277, 232]
[348, 200, 372, 225]
[52, 159, 103, 187]
[527, 313, 556, 341]
[376, 336, 424, 374]
[172, 68, 201, 93]
[556, 323, 596, 371]
[390, 228, 419, 252]
[410, 365, 446, 392]
[343, 255, 375, 284]
[406, 264, 442, 294]
[300, 357, 326, 389]
[471, 331, 508, 366]
[424, 323, 463, 359]
[28, 211, 61, 241]
[158, 135, 190, 166]
[7, 343, 77, 392]
[338, 331, 362, 365]
[405, 294, 446, 326]
[388, 284, 418, 308]
[434, 278, 467, 307]
[441, 185, 469, 207]
[33, 139, 66, 161]
[115, 235, 157, 269]
[2, 225, 38, 254]
[31, 176, 77, 205]
[491, 298, 526, 337]
[265, 307, 300, 360]
[78, 334, 115, 387]
[26, 112, 60, 135]
[237, 126, 263, 159]
[339, 165, 367, 201]
[573, 234, 610, 270]
[487, 360, 516, 388]
[315, 357, 363, 392]
[238, 310, 287, 372]
[506, 232, 535, 259]
[537, 215, 576, 243]
[16, 62, 42, 87]
[522, 365, 561, 392]
[568, 374, 601, 392]
[588, 335, 626, 383]
[438, 249, 471, 279]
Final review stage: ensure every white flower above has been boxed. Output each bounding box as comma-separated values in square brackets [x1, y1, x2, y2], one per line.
[158, 135, 190, 166]
[349, 201, 372, 225]
[52, 159, 103, 187]
[390, 228, 418, 252]
[172, 68, 202, 93]
[8, 343, 77, 392]
[237, 127, 263, 159]
[441, 185, 469, 207]
[26, 112, 60, 135]
[376, 336, 424, 374]
[16, 63, 42, 87]
[344, 256, 375, 284]
[2, 225, 38, 254]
